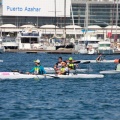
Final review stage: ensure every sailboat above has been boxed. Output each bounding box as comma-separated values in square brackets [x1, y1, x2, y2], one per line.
[53, 0, 74, 50]
[48, 0, 74, 50]
[78, 0, 91, 54]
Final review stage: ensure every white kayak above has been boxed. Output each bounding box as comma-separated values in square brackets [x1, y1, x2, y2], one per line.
[0, 72, 104, 79]
[79, 60, 114, 63]
[100, 70, 120, 74]
[44, 67, 88, 74]
[0, 60, 3, 62]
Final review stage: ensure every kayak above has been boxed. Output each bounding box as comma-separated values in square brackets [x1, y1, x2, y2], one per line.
[100, 70, 120, 74]
[79, 60, 114, 63]
[0, 60, 3, 62]
[44, 67, 88, 74]
[0, 72, 104, 79]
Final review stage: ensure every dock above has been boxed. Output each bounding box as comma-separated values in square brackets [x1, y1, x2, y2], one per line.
[5, 49, 78, 54]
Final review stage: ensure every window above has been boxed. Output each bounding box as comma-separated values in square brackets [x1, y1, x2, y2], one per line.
[21, 38, 30, 43]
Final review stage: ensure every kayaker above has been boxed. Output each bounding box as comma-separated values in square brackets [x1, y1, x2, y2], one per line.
[114, 59, 120, 70]
[27, 59, 46, 75]
[58, 61, 69, 75]
[67, 57, 75, 70]
[54, 57, 63, 72]
[96, 54, 103, 62]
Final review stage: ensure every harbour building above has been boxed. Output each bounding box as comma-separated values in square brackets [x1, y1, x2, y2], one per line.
[0, 0, 120, 27]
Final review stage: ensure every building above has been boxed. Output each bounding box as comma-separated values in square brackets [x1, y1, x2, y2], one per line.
[72, 0, 120, 27]
[0, 0, 120, 28]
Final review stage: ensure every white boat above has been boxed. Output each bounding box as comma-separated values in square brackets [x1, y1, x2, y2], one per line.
[44, 67, 88, 74]
[17, 28, 44, 50]
[100, 70, 120, 74]
[97, 40, 114, 54]
[2, 35, 19, 49]
[0, 72, 104, 79]
[0, 38, 5, 53]
[0, 60, 3, 62]
[77, 60, 114, 63]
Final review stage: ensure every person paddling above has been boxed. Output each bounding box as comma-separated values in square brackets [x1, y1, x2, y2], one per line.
[58, 61, 69, 75]
[54, 57, 63, 73]
[96, 54, 103, 62]
[114, 59, 120, 70]
[27, 59, 46, 75]
[67, 57, 76, 70]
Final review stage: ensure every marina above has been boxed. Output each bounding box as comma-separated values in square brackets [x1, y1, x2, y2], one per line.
[0, 0, 120, 120]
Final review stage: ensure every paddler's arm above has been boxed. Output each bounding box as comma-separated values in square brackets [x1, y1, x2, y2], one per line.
[96, 56, 100, 61]
[26, 67, 34, 74]
[29, 67, 35, 73]
[54, 63, 58, 70]
[40, 66, 46, 74]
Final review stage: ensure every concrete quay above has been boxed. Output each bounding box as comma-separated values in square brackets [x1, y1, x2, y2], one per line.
[5, 49, 78, 54]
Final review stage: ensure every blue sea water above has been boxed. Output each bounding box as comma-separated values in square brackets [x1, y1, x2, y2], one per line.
[0, 53, 120, 120]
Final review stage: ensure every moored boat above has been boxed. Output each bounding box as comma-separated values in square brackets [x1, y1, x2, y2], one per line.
[0, 72, 104, 79]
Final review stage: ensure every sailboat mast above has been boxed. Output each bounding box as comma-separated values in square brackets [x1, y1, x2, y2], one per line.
[84, 0, 89, 45]
[71, 4, 77, 39]
[115, 0, 118, 38]
[85, 0, 89, 33]
[54, 0, 56, 35]
[64, 0, 66, 45]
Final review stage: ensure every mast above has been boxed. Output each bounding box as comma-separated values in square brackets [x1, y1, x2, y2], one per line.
[115, 0, 118, 41]
[64, 0, 66, 45]
[84, 0, 89, 46]
[54, 0, 56, 36]
[85, 0, 89, 33]
[71, 4, 77, 39]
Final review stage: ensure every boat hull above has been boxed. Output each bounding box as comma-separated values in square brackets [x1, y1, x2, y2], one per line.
[0, 72, 104, 79]
[44, 67, 88, 74]
[79, 60, 114, 63]
[100, 70, 120, 74]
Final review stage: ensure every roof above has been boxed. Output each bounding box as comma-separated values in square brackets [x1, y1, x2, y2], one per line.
[0, 24, 16, 28]
[64, 25, 82, 29]
[40, 25, 59, 29]
[88, 25, 102, 29]
[105, 25, 120, 29]
[20, 25, 35, 28]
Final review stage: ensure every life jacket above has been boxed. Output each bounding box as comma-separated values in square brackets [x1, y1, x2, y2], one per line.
[60, 67, 67, 75]
[34, 67, 40, 74]
[61, 67, 65, 72]
[68, 63, 74, 69]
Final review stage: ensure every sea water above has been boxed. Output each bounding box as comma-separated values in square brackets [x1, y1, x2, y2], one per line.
[0, 53, 120, 120]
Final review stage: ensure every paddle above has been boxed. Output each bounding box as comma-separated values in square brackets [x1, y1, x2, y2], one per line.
[81, 61, 90, 64]
[74, 60, 90, 64]
[45, 74, 60, 79]
[73, 61, 81, 64]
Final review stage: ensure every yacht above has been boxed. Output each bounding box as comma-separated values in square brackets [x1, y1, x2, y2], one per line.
[75, 33, 99, 54]
[80, 33, 99, 49]
[17, 28, 44, 50]
[2, 35, 18, 49]
[0, 38, 5, 53]
[97, 39, 114, 54]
